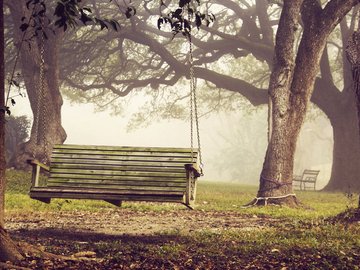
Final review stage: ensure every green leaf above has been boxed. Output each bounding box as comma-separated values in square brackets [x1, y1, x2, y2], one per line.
[20, 23, 29, 32]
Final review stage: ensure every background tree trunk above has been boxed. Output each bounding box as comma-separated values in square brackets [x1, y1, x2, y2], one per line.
[327, 108, 360, 190]
[313, 77, 360, 191]
[0, 0, 5, 229]
[9, 1, 66, 168]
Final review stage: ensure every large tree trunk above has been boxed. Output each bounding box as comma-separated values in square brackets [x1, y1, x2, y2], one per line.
[256, 0, 303, 206]
[313, 68, 360, 191]
[0, 0, 23, 261]
[8, 1, 66, 168]
[344, 26, 360, 192]
[256, 0, 358, 205]
[326, 106, 360, 190]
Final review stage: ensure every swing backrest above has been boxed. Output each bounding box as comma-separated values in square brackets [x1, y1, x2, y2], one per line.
[46, 144, 198, 196]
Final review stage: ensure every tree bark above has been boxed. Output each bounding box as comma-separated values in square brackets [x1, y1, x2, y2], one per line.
[0, 0, 24, 262]
[0, 0, 4, 229]
[326, 103, 360, 190]
[256, 0, 303, 206]
[256, 0, 358, 205]
[8, 1, 66, 168]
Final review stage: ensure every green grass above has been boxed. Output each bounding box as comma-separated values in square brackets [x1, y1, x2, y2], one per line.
[4, 169, 355, 220]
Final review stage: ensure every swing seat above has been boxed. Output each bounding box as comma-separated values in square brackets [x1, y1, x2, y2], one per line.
[28, 144, 200, 209]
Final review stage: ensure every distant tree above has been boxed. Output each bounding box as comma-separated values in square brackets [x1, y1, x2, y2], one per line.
[5, 115, 30, 167]
[345, 15, 360, 208]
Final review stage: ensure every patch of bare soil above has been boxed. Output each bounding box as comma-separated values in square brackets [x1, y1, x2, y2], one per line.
[5, 208, 275, 236]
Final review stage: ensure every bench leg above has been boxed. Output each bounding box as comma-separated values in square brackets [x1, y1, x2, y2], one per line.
[185, 172, 197, 209]
[104, 200, 122, 207]
[32, 197, 51, 204]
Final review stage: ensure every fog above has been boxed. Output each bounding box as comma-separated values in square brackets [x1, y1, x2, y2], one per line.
[11, 96, 333, 188]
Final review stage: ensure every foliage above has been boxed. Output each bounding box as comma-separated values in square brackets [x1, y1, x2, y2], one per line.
[53, 0, 120, 31]
[21, 0, 121, 38]
[157, 0, 215, 38]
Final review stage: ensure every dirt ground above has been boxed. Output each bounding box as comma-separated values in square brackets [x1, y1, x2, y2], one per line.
[2, 208, 281, 269]
[5, 208, 275, 236]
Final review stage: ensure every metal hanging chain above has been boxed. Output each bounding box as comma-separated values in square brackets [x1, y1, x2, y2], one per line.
[188, 10, 203, 175]
[33, 28, 49, 164]
[34, 36, 43, 146]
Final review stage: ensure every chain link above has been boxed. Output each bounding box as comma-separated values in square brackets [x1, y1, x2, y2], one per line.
[188, 8, 203, 175]
[33, 28, 48, 164]
[39, 32, 48, 164]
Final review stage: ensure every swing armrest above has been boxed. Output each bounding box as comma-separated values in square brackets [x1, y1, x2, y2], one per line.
[185, 163, 202, 178]
[27, 159, 49, 188]
[27, 159, 50, 171]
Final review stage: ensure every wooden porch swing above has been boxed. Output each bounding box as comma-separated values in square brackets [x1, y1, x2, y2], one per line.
[25, 23, 203, 209]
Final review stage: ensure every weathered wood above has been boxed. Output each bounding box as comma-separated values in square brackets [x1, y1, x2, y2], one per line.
[51, 159, 188, 168]
[29, 144, 200, 208]
[30, 188, 184, 202]
[53, 144, 195, 153]
[50, 168, 186, 177]
[104, 199, 122, 207]
[51, 154, 194, 163]
[51, 163, 186, 172]
[27, 159, 49, 187]
[185, 164, 198, 209]
[27, 159, 50, 171]
[47, 183, 186, 192]
[47, 179, 187, 187]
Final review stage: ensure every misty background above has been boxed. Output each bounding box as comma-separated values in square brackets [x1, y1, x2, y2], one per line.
[10, 94, 333, 189]
[5, 0, 346, 190]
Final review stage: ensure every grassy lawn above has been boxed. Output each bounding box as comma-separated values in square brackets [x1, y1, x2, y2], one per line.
[4, 169, 360, 269]
[5, 169, 355, 219]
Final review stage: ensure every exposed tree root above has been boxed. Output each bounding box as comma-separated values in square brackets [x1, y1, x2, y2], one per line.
[0, 262, 31, 270]
[0, 227, 23, 262]
[243, 194, 300, 208]
[18, 242, 80, 261]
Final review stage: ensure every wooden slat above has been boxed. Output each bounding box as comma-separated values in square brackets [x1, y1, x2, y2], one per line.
[46, 183, 186, 192]
[50, 168, 185, 177]
[51, 154, 195, 163]
[48, 175, 186, 184]
[50, 163, 185, 172]
[49, 171, 185, 179]
[52, 149, 197, 158]
[50, 159, 188, 168]
[30, 192, 184, 203]
[30, 187, 184, 196]
[53, 144, 197, 153]
[47, 179, 187, 187]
